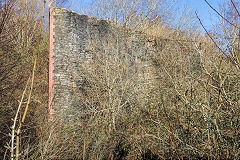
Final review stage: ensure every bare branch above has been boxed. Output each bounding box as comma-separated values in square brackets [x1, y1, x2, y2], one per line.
[204, 0, 240, 29]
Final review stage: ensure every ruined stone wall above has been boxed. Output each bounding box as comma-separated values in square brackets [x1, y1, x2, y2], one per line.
[49, 7, 202, 121]
[49, 7, 157, 121]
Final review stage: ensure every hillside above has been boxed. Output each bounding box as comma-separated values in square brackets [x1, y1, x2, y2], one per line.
[0, 0, 240, 159]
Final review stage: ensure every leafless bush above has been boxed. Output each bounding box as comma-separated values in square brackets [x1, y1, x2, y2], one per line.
[0, 0, 48, 159]
[60, 5, 240, 158]
[1, 0, 240, 159]
[81, 0, 176, 30]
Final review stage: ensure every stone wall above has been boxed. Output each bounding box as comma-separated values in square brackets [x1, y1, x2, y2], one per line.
[49, 7, 158, 121]
[49, 7, 202, 121]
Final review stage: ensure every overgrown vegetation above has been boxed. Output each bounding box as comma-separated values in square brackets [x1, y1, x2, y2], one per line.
[0, 0, 239, 159]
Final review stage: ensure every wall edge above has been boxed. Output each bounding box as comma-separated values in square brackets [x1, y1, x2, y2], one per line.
[49, 7, 55, 115]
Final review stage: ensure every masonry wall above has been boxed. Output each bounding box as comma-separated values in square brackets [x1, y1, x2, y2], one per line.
[49, 7, 202, 121]
[49, 8, 158, 121]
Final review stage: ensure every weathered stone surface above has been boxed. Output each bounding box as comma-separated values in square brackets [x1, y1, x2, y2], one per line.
[49, 8, 155, 121]
[49, 7, 202, 121]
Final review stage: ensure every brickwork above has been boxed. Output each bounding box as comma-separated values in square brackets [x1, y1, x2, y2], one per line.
[49, 7, 55, 115]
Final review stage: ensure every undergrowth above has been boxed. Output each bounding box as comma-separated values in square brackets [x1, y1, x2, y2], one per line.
[0, 0, 240, 159]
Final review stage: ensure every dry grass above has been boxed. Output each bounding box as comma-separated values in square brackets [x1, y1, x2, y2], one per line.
[0, 0, 240, 159]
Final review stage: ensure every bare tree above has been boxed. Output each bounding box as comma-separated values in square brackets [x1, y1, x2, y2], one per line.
[80, 0, 176, 28]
